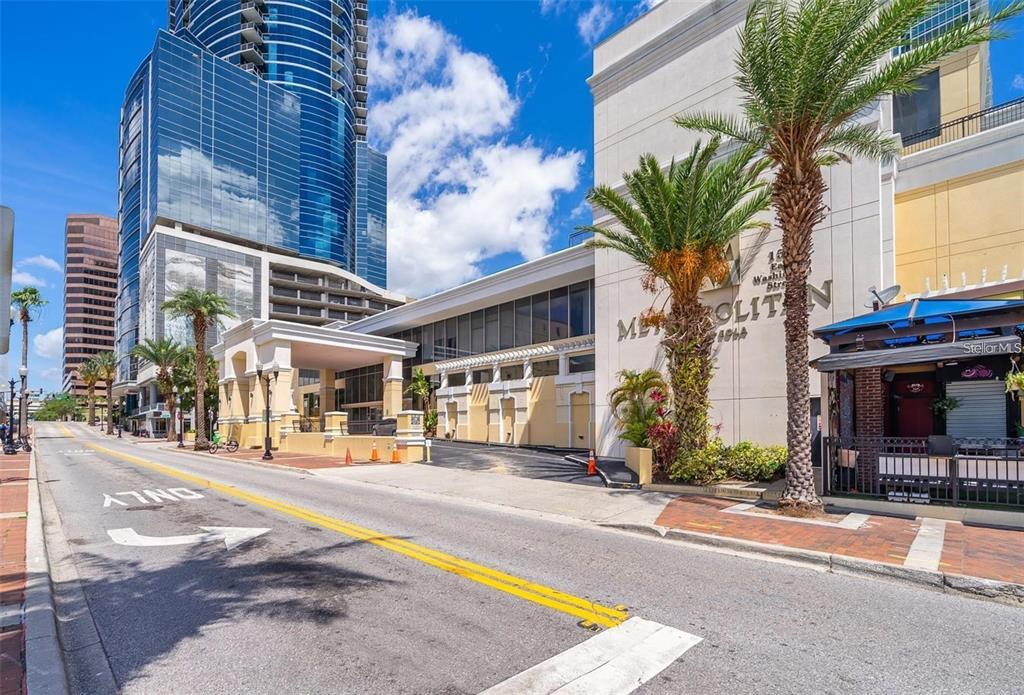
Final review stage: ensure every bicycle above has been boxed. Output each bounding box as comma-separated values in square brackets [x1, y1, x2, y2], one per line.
[209, 432, 239, 454]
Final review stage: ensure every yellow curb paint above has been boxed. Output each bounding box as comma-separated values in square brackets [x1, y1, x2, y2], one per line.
[83, 440, 628, 628]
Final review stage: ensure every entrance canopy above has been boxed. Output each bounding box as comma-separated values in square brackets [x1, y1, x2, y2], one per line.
[213, 319, 418, 380]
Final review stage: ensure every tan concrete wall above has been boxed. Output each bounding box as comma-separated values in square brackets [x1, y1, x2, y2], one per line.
[468, 383, 489, 442]
[278, 433, 419, 462]
[524, 377, 563, 446]
[895, 161, 1024, 296]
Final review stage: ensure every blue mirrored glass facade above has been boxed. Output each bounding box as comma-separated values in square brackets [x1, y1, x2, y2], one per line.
[117, 1, 387, 381]
[354, 142, 388, 288]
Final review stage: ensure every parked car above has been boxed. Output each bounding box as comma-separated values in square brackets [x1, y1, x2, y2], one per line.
[371, 419, 397, 436]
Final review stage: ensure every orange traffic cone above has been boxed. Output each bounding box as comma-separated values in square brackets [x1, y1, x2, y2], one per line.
[390, 447, 401, 463]
[587, 449, 597, 476]
[370, 440, 380, 462]
[344, 448, 353, 466]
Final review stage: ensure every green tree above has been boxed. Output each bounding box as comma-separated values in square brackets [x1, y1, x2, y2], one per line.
[578, 138, 770, 450]
[92, 352, 118, 435]
[10, 286, 47, 436]
[676, 0, 1024, 513]
[608, 369, 668, 448]
[171, 350, 219, 426]
[34, 393, 79, 422]
[132, 337, 184, 441]
[405, 368, 432, 411]
[79, 359, 101, 425]
[160, 289, 235, 449]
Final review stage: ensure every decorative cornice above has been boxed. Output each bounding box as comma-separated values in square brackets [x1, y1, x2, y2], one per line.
[434, 337, 595, 373]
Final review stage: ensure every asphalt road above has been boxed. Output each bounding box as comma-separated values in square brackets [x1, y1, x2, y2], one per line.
[426, 440, 603, 486]
[35, 422, 1023, 694]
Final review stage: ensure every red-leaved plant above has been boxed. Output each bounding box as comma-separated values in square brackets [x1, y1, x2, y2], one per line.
[646, 389, 680, 475]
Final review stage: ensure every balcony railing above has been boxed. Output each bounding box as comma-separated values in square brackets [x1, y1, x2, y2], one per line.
[824, 436, 1023, 508]
[901, 97, 1024, 155]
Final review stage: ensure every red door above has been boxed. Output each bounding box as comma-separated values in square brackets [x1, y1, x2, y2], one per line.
[892, 376, 936, 437]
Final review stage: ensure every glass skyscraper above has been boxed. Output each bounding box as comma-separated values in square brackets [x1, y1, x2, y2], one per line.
[116, 0, 388, 381]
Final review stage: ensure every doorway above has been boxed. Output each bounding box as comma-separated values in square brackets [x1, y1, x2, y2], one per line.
[500, 397, 515, 444]
[446, 402, 458, 439]
[570, 391, 592, 450]
[891, 373, 936, 437]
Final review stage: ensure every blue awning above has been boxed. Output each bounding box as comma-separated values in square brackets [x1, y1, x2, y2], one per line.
[813, 298, 1024, 342]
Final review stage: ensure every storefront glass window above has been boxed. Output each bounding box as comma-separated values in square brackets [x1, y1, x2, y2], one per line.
[533, 359, 559, 377]
[569, 282, 590, 337]
[499, 302, 514, 350]
[485, 306, 500, 352]
[458, 314, 471, 357]
[448, 372, 467, 387]
[531, 292, 549, 344]
[549, 287, 569, 340]
[568, 353, 595, 373]
[515, 297, 532, 347]
[471, 310, 485, 354]
[500, 364, 525, 381]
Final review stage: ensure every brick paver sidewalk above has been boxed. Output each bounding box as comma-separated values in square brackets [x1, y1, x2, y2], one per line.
[159, 444, 400, 471]
[656, 495, 1024, 585]
[0, 451, 31, 695]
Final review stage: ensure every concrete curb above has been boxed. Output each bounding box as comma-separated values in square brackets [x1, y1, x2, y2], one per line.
[602, 521, 1024, 607]
[24, 447, 70, 695]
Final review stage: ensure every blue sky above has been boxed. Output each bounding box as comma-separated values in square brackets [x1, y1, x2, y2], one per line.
[1, 0, 1023, 394]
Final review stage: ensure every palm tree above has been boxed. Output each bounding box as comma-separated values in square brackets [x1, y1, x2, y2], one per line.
[132, 337, 183, 441]
[609, 369, 668, 448]
[161, 289, 236, 450]
[578, 138, 771, 450]
[92, 352, 117, 435]
[405, 368, 432, 411]
[10, 287, 47, 437]
[79, 359, 100, 426]
[675, 0, 1024, 513]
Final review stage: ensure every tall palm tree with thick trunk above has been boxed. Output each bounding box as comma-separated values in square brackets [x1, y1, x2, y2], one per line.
[161, 289, 236, 450]
[10, 287, 47, 437]
[132, 338, 183, 441]
[677, 0, 1023, 514]
[79, 359, 100, 425]
[92, 352, 117, 435]
[578, 138, 771, 451]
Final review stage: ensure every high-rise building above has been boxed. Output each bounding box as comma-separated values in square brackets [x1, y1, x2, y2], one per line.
[62, 215, 119, 404]
[114, 0, 395, 409]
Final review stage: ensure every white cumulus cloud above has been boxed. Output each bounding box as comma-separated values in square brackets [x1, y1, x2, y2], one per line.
[370, 10, 583, 297]
[12, 270, 47, 287]
[1013, 74, 1024, 91]
[577, 2, 614, 45]
[18, 255, 61, 273]
[41, 367, 63, 382]
[34, 327, 63, 360]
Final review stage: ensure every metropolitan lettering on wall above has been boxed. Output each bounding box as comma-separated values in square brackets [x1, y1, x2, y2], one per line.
[618, 252, 833, 342]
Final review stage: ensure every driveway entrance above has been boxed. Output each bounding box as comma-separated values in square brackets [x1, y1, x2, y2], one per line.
[426, 440, 603, 487]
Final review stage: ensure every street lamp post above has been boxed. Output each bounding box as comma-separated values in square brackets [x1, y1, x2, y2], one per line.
[17, 366, 29, 452]
[173, 385, 184, 448]
[117, 398, 123, 438]
[256, 362, 279, 461]
[4, 379, 16, 455]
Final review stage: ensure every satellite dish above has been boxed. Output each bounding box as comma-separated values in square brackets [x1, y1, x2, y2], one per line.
[864, 284, 900, 309]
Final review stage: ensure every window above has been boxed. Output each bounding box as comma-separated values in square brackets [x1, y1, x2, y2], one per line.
[499, 302, 514, 350]
[569, 282, 591, 337]
[458, 314, 471, 356]
[515, 297, 532, 347]
[298, 369, 320, 386]
[532, 359, 559, 377]
[421, 323, 433, 362]
[471, 310, 485, 355]
[271, 303, 298, 314]
[568, 353, 595, 373]
[500, 364, 524, 381]
[272, 287, 297, 298]
[549, 287, 569, 340]
[445, 317, 457, 358]
[447, 372, 467, 387]
[299, 290, 321, 301]
[894, 69, 940, 143]
[531, 292, 549, 344]
[433, 321, 445, 358]
[485, 306, 500, 352]
[299, 306, 321, 317]
[472, 368, 492, 385]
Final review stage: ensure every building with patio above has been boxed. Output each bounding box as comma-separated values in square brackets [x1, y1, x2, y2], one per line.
[814, 298, 1023, 509]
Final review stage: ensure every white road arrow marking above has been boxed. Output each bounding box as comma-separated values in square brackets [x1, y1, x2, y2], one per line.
[107, 526, 271, 550]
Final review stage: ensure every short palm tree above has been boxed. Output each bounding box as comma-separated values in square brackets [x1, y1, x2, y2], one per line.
[609, 369, 668, 448]
[79, 360, 100, 426]
[91, 352, 118, 435]
[11, 286, 47, 436]
[578, 138, 771, 450]
[405, 368, 432, 411]
[161, 289, 236, 450]
[676, 0, 1024, 513]
[132, 337, 183, 441]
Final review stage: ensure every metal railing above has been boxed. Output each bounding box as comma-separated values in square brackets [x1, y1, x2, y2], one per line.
[824, 436, 1023, 508]
[901, 97, 1024, 154]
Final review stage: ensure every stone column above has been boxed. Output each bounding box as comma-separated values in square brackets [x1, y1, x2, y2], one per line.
[396, 410, 425, 462]
[323, 411, 349, 435]
[319, 368, 336, 419]
[382, 355, 404, 418]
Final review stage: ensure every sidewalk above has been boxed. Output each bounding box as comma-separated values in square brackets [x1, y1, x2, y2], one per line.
[313, 464, 1024, 601]
[1, 451, 30, 695]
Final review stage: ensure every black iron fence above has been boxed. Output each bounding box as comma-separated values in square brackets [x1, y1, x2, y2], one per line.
[901, 97, 1024, 154]
[824, 436, 1023, 508]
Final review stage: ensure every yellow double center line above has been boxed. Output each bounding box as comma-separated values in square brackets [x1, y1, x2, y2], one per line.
[80, 439, 628, 629]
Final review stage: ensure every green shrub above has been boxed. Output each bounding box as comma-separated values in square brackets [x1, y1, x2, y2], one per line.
[724, 441, 787, 481]
[668, 439, 787, 484]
